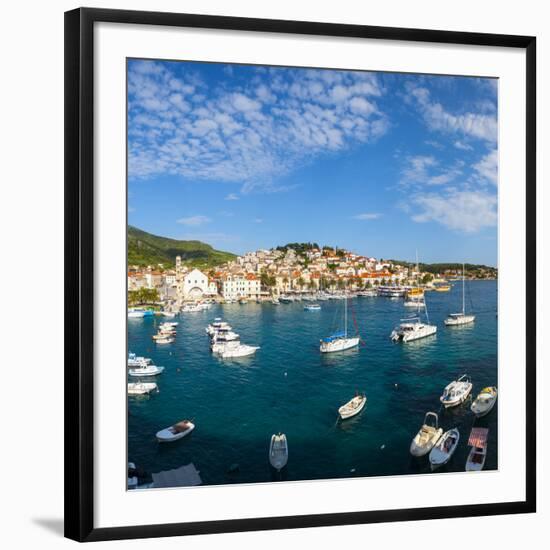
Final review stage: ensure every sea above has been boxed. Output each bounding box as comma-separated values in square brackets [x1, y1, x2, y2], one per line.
[128, 280, 498, 487]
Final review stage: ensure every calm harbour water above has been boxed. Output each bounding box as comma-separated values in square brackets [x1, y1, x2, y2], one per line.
[128, 280, 498, 487]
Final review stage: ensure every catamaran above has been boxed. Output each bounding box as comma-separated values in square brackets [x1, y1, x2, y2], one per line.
[391, 253, 437, 343]
[444, 263, 476, 326]
[320, 293, 360, 353]
[390, 307, 437, 342]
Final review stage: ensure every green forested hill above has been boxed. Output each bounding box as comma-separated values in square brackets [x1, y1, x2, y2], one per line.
[128, 226, 236, 268]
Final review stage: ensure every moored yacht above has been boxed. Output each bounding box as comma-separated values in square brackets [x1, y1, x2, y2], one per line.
[439, 374, 473, 408]
[444, 264, 476, 326]
[320, 293, 361, 353]
[128, 364, 165, 377]
[219, 342, 259, 358]
[390, 316, 437, 342]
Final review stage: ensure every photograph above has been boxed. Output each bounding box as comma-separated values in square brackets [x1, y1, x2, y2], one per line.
[126, 58, 499, 489]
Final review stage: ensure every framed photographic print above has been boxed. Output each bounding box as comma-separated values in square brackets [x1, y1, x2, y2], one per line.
[65, 7, 536, 542]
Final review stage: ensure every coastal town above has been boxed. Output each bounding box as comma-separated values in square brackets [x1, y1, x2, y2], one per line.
[128, 243, 497, 306]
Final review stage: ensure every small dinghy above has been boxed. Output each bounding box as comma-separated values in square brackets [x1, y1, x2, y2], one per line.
[269, 433, 288, 471]
[127, 382, 158, 395]
[429, 427, 460, 470]
[465, 427, 489, 471]
[154, 336, 175, 344]
[128, 364, 164, 377]
[338, 393, 367, 420]
[440, 374, 473, 408]
[471, 386, 498, 417]
[156, 419, 195, 443]
[410, 412, 443, 457]
[127, 353, 151, 368]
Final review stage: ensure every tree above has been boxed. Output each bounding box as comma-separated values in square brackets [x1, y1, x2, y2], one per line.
[337, 279, 345, 290]
[421, 273, 434, 285]
[296, 277, 305, 290]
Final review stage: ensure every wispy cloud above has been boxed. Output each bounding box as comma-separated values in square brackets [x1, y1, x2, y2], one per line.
[411, 190, 497, 233]
[254, 218, 263, 223]
[128, 60, 388, 193]
[225, 193, 239, 201]
[454, 140, 473, 151]
[473, 149, 498, 186]
[353, 213, 382, 220]
[177, 215, 211, 227]
[401, 155, 462, 187]
[406, 83, 497, 143]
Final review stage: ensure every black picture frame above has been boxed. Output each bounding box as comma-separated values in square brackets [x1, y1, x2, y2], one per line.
[65, 7, 536, 543]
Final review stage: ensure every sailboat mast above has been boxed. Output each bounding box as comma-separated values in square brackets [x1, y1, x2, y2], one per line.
[462, 262, 465, 315]
[344, 291, 348, 338]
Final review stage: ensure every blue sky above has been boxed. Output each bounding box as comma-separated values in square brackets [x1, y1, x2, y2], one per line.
[128, 59, 498, 266]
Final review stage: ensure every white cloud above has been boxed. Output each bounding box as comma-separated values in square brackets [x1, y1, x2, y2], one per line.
[353, 213, 382, 220]
[401, 155, 462, 187]
[411, 190, 497, 233]
[454, 140, 473, 151]
[128, 61, 388, 192]
[473, 149, 498, 185]
[177, 215, 211, 226]
[225, 193, 239, 201]
[254, 218, 263, 223]
[408, 84, 497, 143]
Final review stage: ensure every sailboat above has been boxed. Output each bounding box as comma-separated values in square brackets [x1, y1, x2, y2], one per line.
[320, 292, 360, 353]
[391, 251, 437, 342]
[404, 251, 425, 308]
[444, 263, 475, 326]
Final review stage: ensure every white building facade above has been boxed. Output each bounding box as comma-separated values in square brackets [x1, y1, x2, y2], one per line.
[221, 275, 261, 300]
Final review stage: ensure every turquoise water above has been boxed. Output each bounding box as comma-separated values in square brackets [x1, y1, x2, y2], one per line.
[128, 280, 498, 486]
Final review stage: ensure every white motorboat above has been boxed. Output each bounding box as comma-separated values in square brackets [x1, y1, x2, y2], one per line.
[181, 304, 203, 313]
[404, 298, 426, 308]
[206, 319, 232, 335]
[127, 382, 158, 395]
[220, 343, 259, 358]
[128, 309, 146, 318]
[471, 386, 498, 417]
[128, 352, 151, 368]
[429, 428, 460, 470]
[157, 325, 176, 335]
[465, 427, 489, 471]
[304, 304, 321, 311]
[162, 311, 177, 318]
[156, 419, 195, 442]
[211, 330, 240, 343]
[279, 295, 292, 303]
[269, 433, 288, 471]
[320, 293, 361, 353]
[154, 336, 174, 344]
[128, 364, 165, 377]
[338, 393, 367, 420]
[205, 317, 226, 334]
[410, 412, 443, 457]
[444, 263, 476, 326]
[271, 297, 280, 305]
[440, 374, 473, 408]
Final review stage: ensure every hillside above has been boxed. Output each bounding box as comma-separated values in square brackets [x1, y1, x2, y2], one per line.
[387, 260, 497, 278]
[128, 226, 236, 269]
